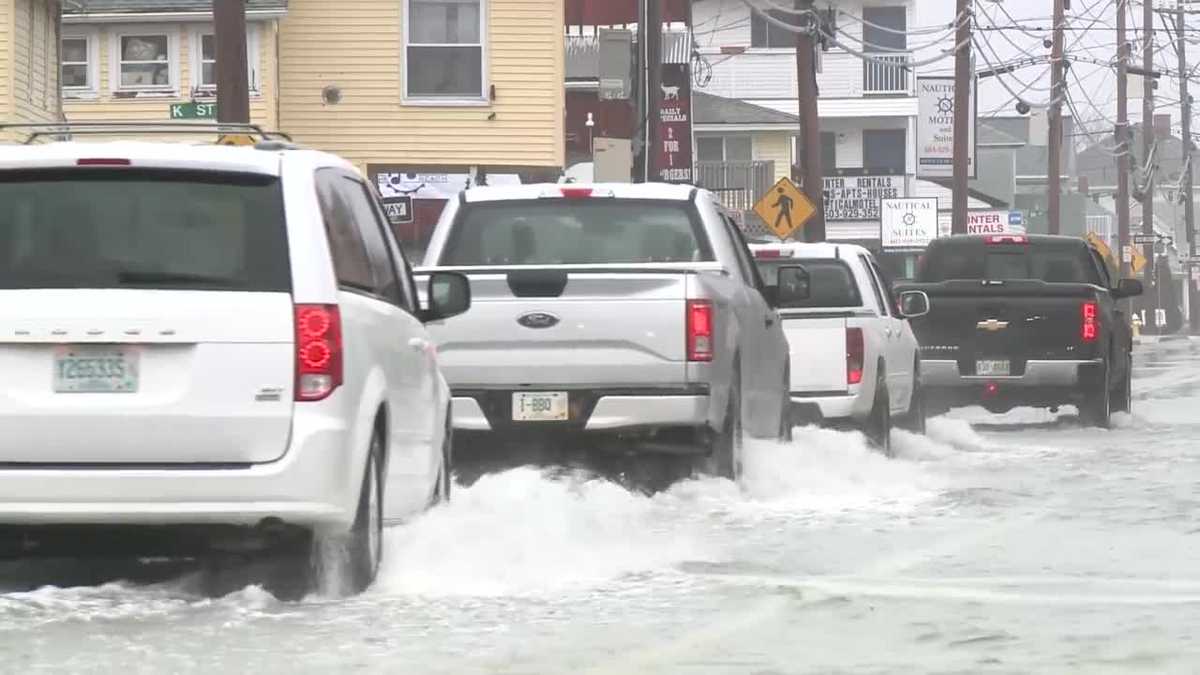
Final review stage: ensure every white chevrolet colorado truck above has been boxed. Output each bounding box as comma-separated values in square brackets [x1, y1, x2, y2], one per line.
[749, 242, 932, 455]
[417, 183, 791, 480]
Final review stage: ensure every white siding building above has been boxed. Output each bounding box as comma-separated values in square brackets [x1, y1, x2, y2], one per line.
[692, 0, 921, 242]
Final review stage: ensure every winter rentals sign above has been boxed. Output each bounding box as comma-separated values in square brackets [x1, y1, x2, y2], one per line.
[881, 198, 939, 249]
[822, 175, 903, 222]
[917, 76, 975, 179]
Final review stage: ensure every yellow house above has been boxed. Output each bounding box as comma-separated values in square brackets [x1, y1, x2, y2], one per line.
[62, 0, 284, 131]
[62, 0, 566, 254]
[1, 0, 64, 142]
[277, 0, 565, 254]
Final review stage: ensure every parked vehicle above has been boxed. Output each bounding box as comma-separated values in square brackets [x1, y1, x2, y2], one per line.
[897, 234, 1142, 427]
[0, 138, 470, 595]
[417, 183, 791, 480]
[749, 242, 930, 456]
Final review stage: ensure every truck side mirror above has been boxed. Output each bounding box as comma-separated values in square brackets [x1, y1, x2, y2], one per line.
[898, 290, 931, 319]
[1114, 278, 1144, 299]
[774, 266, 811, 305]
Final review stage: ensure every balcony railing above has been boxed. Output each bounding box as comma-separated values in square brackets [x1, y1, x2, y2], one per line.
[695, 160, 775, 213]
[863, 53, 909, 95]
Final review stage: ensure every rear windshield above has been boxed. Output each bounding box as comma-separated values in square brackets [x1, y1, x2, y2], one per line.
[440, 199, 714, 266]
[917, 241, 1101, 285]
[0, 169, 290, 292]
[756, 258, 863, 308]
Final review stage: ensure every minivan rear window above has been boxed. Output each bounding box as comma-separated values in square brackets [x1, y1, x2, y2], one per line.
[0, 169, 290, 292]
[440, 199, 714, 266]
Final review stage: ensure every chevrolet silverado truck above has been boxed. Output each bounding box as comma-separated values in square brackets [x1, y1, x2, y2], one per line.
[749, 241, 931, 456]
[897, 234, 1143, 428]
[416, 183, 791, 480]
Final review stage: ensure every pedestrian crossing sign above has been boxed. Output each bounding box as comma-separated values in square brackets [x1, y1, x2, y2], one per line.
[753, 177, 815, 240]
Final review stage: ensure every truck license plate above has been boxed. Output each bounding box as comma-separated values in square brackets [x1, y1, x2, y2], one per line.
[53, 346, 139, 393]
[976, 359, 1011, 376]
[512, 392, 569, 421]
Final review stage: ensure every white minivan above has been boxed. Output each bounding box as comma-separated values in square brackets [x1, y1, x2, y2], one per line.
[0, 139, 470, 595]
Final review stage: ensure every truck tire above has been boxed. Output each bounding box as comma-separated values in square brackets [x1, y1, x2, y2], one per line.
[897, 367, 927, 435]
[1079, 360, 1112, 429]
[1111, 353, 1133, 414]
[865, 372, 893, 457]
[702, 376, 743, 481]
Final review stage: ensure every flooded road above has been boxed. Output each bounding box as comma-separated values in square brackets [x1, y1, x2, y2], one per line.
[3, 337, 1199, 674]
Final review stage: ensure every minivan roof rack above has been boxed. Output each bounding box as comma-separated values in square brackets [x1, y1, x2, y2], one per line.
[0, 121, 292, 145]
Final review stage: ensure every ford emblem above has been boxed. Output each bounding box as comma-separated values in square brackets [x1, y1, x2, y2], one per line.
[517, 311, 560, 329]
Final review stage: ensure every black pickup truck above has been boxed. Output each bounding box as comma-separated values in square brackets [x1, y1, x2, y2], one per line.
[897, 234, 1143, 427]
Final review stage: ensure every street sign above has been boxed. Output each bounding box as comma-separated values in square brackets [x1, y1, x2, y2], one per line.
[880, 197, 939, 249]
[382, 195, 414, 225]
[753, 177, 815, 240]
[170, 102, 217, 120]
[1133, 233, 1157, 245]
[216, 134, 256, 146]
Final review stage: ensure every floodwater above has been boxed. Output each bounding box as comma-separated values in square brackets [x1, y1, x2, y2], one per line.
[3, 338, 1199, 674]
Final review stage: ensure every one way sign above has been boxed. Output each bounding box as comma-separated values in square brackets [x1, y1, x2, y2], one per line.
[382, 195, 413, 225]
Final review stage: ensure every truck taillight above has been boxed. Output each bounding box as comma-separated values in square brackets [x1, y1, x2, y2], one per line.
[295, 304, 343, 401]
[687, 299, 714, 362]
[846, 327, 864, 385]
[1081, 301, 1099, 342]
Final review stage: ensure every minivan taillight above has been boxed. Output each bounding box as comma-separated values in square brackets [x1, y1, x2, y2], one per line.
[295, 304, 343, 401]
[1081, 301, 1098, 342]
[687, 299, 714, 362]
[846, 327, 865, 385]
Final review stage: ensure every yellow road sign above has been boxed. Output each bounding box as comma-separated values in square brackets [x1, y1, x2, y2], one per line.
[216, 134, 256, 147]
[753, 177, 815, 240]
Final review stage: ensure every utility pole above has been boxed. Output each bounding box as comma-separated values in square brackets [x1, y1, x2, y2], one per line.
[1117, 0, 1132, 279]
[1047, 0, 1065, 234]
[1176, 1, 1199, 333]
[951, 0, 972, 234]
[644, 0, 662, 183]
[1141, 0, 1157, 308]
[796, 0, 826, 241]
[214, 0, 250, 124]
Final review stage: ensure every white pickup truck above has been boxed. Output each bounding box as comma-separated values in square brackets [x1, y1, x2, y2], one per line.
[416, 183, 791, 479]
[748, 242, 931, 455]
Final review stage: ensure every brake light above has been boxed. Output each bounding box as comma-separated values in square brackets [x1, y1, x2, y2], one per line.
[686, 299, 714, 362]
[1081, 301, 1098, 342]
[846, 327, 864, 385]
[295, 304, 343, 401]
[76, 158, 131, 166]
[986, 235, 1028, 245]
[560, 187, 593, 199]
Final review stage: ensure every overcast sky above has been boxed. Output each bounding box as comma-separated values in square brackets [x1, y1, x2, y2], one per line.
[914, 0, 1191, 137]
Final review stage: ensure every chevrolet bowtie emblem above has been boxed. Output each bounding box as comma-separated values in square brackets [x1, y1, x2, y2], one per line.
[977, 319, 1009, 332]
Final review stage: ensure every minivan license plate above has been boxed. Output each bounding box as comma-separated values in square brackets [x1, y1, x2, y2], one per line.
[54, 346, 139, 393]
[512, 392, 568, 421]
[976, 359, 1011, 377]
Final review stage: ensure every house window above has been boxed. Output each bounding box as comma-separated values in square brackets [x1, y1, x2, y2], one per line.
[62, 35, 93, 92]
[193, 29, 259, 95]
[751, 10, 797, 49]
[697, 136, 752, 162]
[199, 34, 216, 89]
[405, 0, 485, 100]
[821, 132, 837, 170]
[863, 129, 906, 174]
[117, 34, 172, 90]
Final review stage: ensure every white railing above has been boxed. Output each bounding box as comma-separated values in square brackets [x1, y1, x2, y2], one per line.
[863, 53, 910, 95]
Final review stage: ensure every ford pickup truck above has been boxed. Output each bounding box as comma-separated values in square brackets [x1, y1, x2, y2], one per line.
[897, 234, 1143, 427]
[416, 183, 791, 479]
